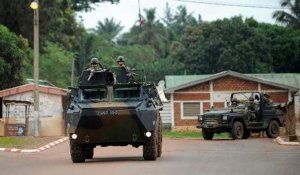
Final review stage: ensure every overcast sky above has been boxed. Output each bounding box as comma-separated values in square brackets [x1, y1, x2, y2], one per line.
[77, 0, 282, 33]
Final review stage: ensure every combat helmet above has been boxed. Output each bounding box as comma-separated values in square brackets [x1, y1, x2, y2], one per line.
[116, 56, 125, 62]
[90, 57, 100, 64]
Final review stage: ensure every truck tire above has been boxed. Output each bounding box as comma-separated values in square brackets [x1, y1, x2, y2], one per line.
[266, 120, 280, 138]
[143, 125, 158, 160]
[202, 128, 214, 140]
[231, 121, 244, 140]
[157, 116, 162, 157]
[84, 146, 94, 159]
[70, 140, 85, 163]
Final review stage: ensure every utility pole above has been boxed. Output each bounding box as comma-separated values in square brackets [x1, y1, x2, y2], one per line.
[30, 0, 40, 137]
[71, 58, 75, 87]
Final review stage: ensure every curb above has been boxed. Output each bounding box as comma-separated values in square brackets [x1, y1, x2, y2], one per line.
[274, 137, 300, 146]
[0, 137, 68, 153]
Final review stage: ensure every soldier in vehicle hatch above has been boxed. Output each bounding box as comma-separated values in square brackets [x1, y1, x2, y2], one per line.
[79, 57, 104, 84]
[87, 57, 103, 71]
[115, 56, 132, 83]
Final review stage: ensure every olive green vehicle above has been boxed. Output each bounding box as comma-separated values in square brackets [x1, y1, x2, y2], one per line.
[197, 92, 286, 140]
[66, 68, 163, 163]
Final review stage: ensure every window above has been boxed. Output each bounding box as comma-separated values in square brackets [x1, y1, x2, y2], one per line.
[182, 102, 200, 119]
[113, 87, 140, 100]
[81, 88, 107, 101]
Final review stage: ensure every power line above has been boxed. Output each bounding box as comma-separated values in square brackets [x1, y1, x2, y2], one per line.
[173, 0, 288, 10]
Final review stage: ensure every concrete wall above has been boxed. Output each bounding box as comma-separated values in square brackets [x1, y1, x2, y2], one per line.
[2, 91, 64, 136]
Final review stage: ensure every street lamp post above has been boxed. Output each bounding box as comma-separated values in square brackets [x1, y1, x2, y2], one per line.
[30, 0, 40, 137]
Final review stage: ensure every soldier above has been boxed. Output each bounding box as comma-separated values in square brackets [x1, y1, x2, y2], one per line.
[87, 57, 103, 71]
[115, 56, 131, 83]
[116, 56, 127, 68]
[79, 57, 103, 83]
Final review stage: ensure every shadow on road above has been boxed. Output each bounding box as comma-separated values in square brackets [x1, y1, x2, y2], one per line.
[85, 156, 144, 163]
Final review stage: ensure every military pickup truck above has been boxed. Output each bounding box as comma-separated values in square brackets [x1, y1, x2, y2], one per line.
[197, 92, 286, 140]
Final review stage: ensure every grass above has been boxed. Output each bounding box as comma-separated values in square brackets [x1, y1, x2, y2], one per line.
[163, 131, 230, 139]
[0, 136, 63, 149]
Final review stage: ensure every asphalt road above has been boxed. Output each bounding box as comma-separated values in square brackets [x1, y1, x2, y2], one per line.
[0, 138, 299, 175]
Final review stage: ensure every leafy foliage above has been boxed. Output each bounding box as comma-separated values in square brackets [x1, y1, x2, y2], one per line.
[71, 0, 119, 11]
[0, 0, 79, 49]
[1, 1, 300, 90]
[0, 25, 29, 90]
[39, 42, 74, 88]
[92, 18, 124, 41]
[170, 16, 274, 74]
[273, 0, 300, 29]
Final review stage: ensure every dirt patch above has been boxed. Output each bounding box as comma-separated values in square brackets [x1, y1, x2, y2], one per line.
[0, 136, 64, 149]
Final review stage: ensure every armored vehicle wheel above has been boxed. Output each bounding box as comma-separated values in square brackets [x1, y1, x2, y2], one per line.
[231, 121, 244, 140]
[157, 116, 163, 157]
[70, 140, 85, 163]
[243, 130, 250, 139]
[143, 126, 158, 160]
[266, 120, 280, 138]
[84, 146, 94, 159]
[202, 128, 214, 140]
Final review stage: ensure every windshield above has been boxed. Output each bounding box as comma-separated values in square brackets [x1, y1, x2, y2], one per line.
[113, 87, 140, 100]
[81, 88, 107, 101]
[230, 92, 260, 107]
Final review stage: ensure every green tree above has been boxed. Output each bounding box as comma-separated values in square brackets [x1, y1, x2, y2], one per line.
[170, 16, 273, 74]
[0, 25, 29, 90]
[39, 42, 74, 87]
[71, 0, 119, 11]
[0, 0, 78, 49]
[257, 23, 300, 72]
[92, 18, 124, 41]
[163, 4, 200, 41]
[120, 8, 170, 58]
[273, 0, 300, 29]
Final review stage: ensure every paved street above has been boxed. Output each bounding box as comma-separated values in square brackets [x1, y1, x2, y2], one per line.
[0, 138, 299, 175]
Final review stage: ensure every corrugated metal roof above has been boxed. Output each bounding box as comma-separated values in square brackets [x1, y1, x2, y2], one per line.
[165, 75, 210, 89]
[246, 73, 300, 90]
[165, 71, 300, 93]
[0, 84, 67, 98]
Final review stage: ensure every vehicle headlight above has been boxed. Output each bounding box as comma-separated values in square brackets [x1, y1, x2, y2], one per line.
[222, 115, 228, 120]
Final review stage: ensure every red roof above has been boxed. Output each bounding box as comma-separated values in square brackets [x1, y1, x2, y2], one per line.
[0, 84, 67, 98]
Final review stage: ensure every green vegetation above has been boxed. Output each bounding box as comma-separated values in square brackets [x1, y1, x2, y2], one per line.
[0, 1, 299, 89]
[0, 136, 63, 149]
[0, 25, 29, 90]
[163, 131, 229, 139]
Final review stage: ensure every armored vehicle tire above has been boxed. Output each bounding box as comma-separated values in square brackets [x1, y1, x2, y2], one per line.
[266, 120, 280, 138]
[202, 128, 214, 140]
[70, 140, 85, 163]
[231, 121, 244, 140]
[157, 116, 162, 157]
[84, 146, 94, 159]
[143, 126, 158, 160]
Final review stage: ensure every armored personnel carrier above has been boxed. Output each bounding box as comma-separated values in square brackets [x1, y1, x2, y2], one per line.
[197, 92, 285, 140]
[66, 67, 163, 163]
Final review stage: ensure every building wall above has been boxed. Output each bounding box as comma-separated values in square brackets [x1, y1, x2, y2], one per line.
[171, 75, 290, 128]
[295, 95, 300, 135]
[2, 91, 64, 136]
